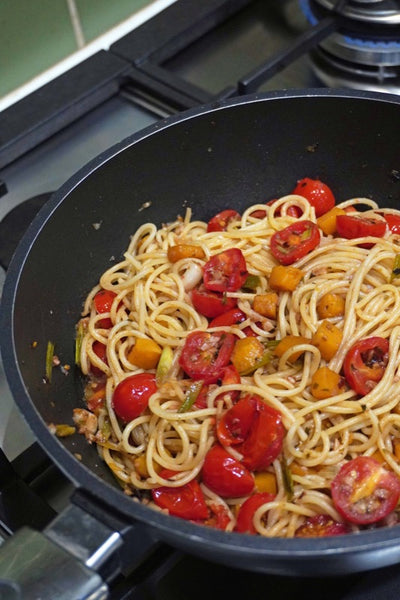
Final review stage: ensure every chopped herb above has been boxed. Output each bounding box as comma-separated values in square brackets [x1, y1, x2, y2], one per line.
[391, 254, 400, 281]
[46, 341, 55, 383]
[242, 274, 261, 291]
[178, 380, 204, 413]
[156, 346, 174, 384]
[75, 321, 85, 366]
[281, 457, 294, 500]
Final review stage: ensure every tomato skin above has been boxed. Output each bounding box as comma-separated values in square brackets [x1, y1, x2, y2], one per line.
[343, 337, 389, 396]
[336, 214, 387, 242]
[193, 364, 241, 409]
[208, 308, 247, 328]
[217, 395, 284, 471]
[205, 503, 231, 530]
[94, 289, 117, 328]
[235, 492, 275, 534]
[292, 177, 335, 217]
[152, 478, 208, 520]
[331, 456, 400, 525]
[179, 331, 235, 384]
[202, 445, 254, 498]
[191, 286, 237, 318]
[203, 249, 248, 292]
[112, 373, 157, 422]
[295, 514, 350, 537]
[251, 199, 302, 219]
[270, 220, 320, 265]
[207, 209, 240, 232]
[90, 341, 108, 377]
[382, 213, 400, 234]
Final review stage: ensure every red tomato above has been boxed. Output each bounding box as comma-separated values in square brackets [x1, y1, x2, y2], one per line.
[292, 177, 335, 217]
[152, 478, 208, 520]
[251, 200, 302, 219]
[191, 285, 237, 318]
[270, 220, 320, 265]
[193, 364, 241, 409]
[235, 492, 275, 534]
[90, 341, 108, 377]
[202, 445, 254, 498]
[112, 373, 157, 422]
[207, 209, 240, 232]
[179, 331, 235, 384]
[205, 503, 231, 530]
[331, 456, 400, 525]
[343, 337, 389, 396]
[382, 213, 400, 234]
[208, 308, 247, 328]
[203, 249, 248, 292]
[94, 289, 117, 328]
[295, 514, 350, 537]
[336, 214, 387, 242]
[217, 395, 284, 471]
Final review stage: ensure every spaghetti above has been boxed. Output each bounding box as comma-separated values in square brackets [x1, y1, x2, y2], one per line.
[74, 183, 400, 538]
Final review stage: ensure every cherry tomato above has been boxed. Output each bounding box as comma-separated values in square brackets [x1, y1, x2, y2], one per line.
[202, 445, 254, 498]
[295, 514, 350, 537]
[94, 289, 117, 328]
[152, 478, 208, 520]
[203, 249, 248, 292]
[90, 341, 108, 377]
[112, 373, 157, 422]
[382, 213, 400, 234]
[270, 220, 320, 265]
[179, 331, 235, 384]
[292, 177, 335, 217]
[251, 200, 302, 219]
[194, 364, 241, 409]
[331, 456, 400, 525]
[217, 395, 284, 471]
[208, 308, 247, 328]
[235, 492, 275, 534]
[343, 337, 389, 396]
[336, 214, 387, 242]
[191, 285, 237, 318]
[204, 503, 231, 530]
[207, 209, 241, 232]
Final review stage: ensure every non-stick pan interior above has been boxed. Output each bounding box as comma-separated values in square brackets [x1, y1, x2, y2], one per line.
[2, 90, 400, 575]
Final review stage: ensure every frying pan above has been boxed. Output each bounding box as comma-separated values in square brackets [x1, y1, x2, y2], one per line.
[1, 89, 400, 595]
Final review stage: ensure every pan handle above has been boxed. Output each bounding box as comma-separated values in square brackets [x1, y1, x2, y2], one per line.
[0, 503, 122, 599]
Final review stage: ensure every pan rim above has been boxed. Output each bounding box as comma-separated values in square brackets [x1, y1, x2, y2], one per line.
[2, 88, 400, 566]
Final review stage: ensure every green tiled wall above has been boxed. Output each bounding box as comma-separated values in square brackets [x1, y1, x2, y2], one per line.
[0, 0, 153, 100]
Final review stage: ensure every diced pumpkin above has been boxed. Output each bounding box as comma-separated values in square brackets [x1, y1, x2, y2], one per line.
[311, 320, 343, 361]
[310, 366, 344, 399]
[393, 440, 400, 462]
[316, 206, 346, 235]
[134, 454, 163, 478]
[290, 462, 309, 477]
[128, 338, 162, 369]
[231, 337, 265, 374]
[253, 292, 279, 319]
[316, 292, 345, 319]
[254, 471, 277, 494]
[167, 244, 205, 263]
[269, 265, 304, 292]
[274, 335, 310, 362]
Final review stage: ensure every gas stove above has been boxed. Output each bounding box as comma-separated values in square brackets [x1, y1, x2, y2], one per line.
[1, 1, 400, 598]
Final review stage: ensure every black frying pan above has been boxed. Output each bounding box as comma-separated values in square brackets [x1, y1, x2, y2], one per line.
[2, 89, 400, 588]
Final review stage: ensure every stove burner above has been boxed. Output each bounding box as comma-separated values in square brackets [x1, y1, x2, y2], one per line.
[300, 0, 400, 91]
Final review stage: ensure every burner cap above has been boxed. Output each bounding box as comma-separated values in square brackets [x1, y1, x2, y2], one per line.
[312, 0, 400, 23]
[0, 193, 53, 270]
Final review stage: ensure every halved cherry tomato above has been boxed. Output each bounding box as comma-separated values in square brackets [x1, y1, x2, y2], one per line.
[94, 289, 117, 328]
[292, 177, 335, 217]
[90, 341, 108, 377]
[204, 503, 231, 530]
[112, 373, 157, 422]
[343, 337, 389, 396]
[203, 249, 248, 292]
[382, 213, 400, 234]
[270, 220, 320, 265]
[202, 445, 254, 498]
[217, 395, 284, 471]
[179, 331, 235, 384]
[194, 364, 241, 408]
[235, 492, 275, 534]
[295, 514, 350, 537]
[152, 478, 208, 520]
[336, 214, 387, 243]
[191, 285, 237, 318]
[208, 308, 247, 328]
[331, 456, 400, 525]
[207, 209, 240, 232]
